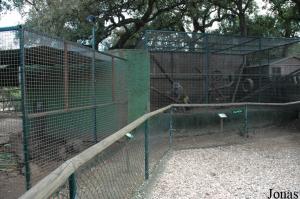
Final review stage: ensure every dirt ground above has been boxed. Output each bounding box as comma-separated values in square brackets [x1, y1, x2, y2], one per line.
[144, 126, 300, 199]
[0, 171, 25, 199]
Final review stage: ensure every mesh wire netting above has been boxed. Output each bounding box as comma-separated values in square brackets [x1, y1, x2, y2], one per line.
[2, 28, 300, 199]
[145, 30, 300, 110]
[23, 30, 128, 185]
[74, 126, 145, 199]
[48, 113, 170, 199]
[172, 103, 300, 149]
[148, 113, 170, 172]
[0, 29, 25, 199]
[47, 102, 300, 198]
[0, 27, 129, 198]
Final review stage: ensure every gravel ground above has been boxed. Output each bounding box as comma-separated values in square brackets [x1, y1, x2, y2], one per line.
[145, 128, 300, 199]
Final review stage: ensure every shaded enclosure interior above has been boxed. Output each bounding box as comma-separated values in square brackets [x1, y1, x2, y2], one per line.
[145, 31, 300, 110]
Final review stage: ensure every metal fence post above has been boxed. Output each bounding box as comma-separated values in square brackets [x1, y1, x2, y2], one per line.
[204, 33, 209, 104]
[144, 119, 149, 180]
[244, 104, 248, 136]
[19, 25, 31, 190]
[92, 26, 98, 143]
[63, 42, 69, 109]
[112, 57, 115, 102]
[68, 173, 77, 199]
[169, 108, 173, 147]
[258, 38, 262, 102]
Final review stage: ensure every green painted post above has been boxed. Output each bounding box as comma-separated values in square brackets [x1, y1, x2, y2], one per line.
[267, 49, 270, 65]
[19, 26, 31, 190]
[244, 104, 248, 136]
[92, 26, 98, 143]
[144, 120, 149, 180]
[68, 174, 77, 199]
[168, 108, 173, 147]
[204, 34, 209, 103]
[258, 38, 262, 102]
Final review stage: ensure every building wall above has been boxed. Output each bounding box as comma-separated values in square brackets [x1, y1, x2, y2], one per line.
[269, 57, 300, 76]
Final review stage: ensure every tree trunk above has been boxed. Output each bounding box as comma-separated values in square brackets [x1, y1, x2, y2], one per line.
[284, 22, 292, 37]
[239, 14, 247, 36]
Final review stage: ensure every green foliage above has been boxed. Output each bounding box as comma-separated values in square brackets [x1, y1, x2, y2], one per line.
[265, 0, 300, 37]
[4, 0, 300, 48]
[248, 15, 282, 37]
[0, 0, 13, 12]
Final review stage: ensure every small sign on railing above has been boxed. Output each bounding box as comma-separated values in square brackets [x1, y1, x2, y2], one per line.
[232, 109, 243, 114]
[125, 133, 134, 139]
[218, 113, 227, 118]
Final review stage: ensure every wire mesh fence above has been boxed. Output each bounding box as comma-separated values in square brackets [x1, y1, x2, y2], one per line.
[171, 102, 300, 150]
[0, 27, 26, 198]
[0, 26, 129, 198]
[2, 27, 300, 198]
[44, 111, 170, 199]
[148, 113, 170, 173]
[74, 125, 145, 199]
[18, 101, 300, 199]
[144, 30, 300, 110]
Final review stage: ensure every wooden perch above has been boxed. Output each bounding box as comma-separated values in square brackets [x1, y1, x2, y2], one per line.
[208, 79, 234, 91]
[239, 68, 300, 102]
[151, 86, 179, 103]
[151, 54, 174, 84]
[231, 56, 246, 102]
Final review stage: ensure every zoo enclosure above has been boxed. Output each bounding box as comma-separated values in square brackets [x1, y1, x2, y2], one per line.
[0, 25, 130, 197]
[1, 27, 300, 198]
[144, 30, 300, 110]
